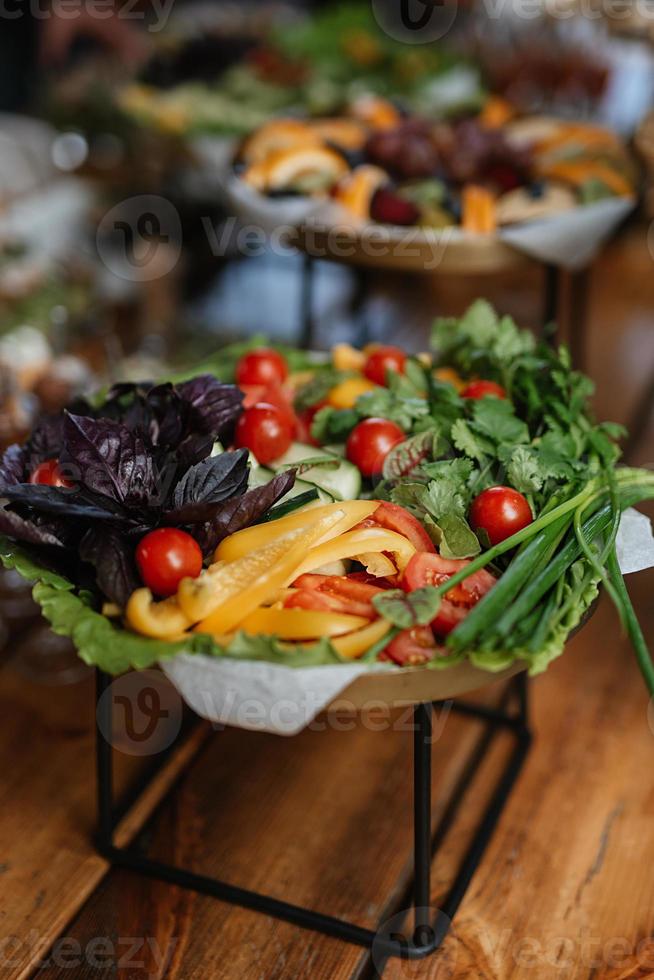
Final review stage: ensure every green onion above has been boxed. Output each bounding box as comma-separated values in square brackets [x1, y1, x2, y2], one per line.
[607, 548, 654, 696]
[447, 514, 571, 653]
[492, 503, 613, 641]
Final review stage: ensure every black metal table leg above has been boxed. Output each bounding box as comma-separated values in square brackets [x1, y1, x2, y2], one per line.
[567, 266, 591, 372]
[543, 263, 560, 335]
[299, 253, 315, 350]
[93, 669, 532, 961]
[96, 669, 114, 853]
[413, 702, 432, 946]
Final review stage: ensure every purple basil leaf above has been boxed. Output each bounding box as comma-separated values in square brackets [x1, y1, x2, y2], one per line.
[0, 444, 27, 488]
[80, 527, 141, 607]
[1, 484, 121, 520]
[176, 375, 244, 440]
[25, 414, 65, 466]
[166, 449, 249, 523]
[145, 383, 186, 447]
[191, 470, 295, 556]
[176, 433, 215, 471]
[0, 506, 65, 547]
[62, 413, 156, 507]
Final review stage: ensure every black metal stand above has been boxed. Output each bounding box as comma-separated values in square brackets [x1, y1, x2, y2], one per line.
[95, 670, 532, 961]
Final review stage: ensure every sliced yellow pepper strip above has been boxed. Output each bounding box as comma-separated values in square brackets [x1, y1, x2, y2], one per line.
[332, 342, 366, 372]
[290, 527, 416, 581]
[330, 617, 392, 660]
[194, 510, 346, 636]
[355, 551, 397, 577]
[126, 589, 192, 639]
[214, 500, 379, 563]
[327, 376, 377, 409]
[236, 607, 369, 640]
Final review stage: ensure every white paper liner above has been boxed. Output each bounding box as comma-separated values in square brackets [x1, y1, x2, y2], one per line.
[161, 507, 654, 736]
[192, 135, 635, 270]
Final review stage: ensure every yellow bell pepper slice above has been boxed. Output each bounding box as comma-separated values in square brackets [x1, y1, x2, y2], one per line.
[290, 526, 416, 580]
[332, 342, 365, 372]
[214, 500, 379, 563]
[355, 552, 397, 577]
[330, 617, 392, 660]
[327, 377, 377, 409]
[193, 510, 345, 636]
[126, 589, 192, 639]
[236, 607, 369, 640]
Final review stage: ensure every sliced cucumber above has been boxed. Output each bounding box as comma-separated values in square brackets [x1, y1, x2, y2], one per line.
[248, 463, 334, 503]
[269, 442, 361, 501]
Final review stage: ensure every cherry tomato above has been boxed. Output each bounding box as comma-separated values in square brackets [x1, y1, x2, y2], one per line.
[29, 459, 74, 489]
[379, 626, 441, 666]
[234, 402, 293, 465]
[239, 383, 297, 432]
[355, 501, 435, 553]
[401, 553, 496, 637]
[236, 348, 288, 387]
[469, 486, 533, 546]
[363, 346, 407, 386]
[136, 528, 203, 598]
[345, 417, 405, 477]
[461, 380, 506, 400]
[295, 405, 322, 446]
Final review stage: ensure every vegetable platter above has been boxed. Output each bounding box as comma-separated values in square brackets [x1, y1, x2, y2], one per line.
[1, 301, 653, 733]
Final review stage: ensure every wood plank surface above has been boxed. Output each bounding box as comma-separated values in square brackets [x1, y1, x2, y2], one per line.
[31, 573, 654, 980]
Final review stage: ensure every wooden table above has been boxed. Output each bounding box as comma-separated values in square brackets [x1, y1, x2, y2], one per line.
[0, 561, 648, 980]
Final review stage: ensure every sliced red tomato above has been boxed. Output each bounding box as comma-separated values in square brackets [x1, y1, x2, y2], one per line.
[355, 502, 435, 553]
[286, 573, 385, 618]
[379, 626, 442, 666]
[401, 552, 496, 637]
[346, 570, 397, 590]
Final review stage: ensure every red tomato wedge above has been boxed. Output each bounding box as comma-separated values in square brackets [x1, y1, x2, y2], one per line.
[355, 502, 435, 553]
[379, 626, 442, 666]
[286, 573, 385, 619]
[401, 552, 496, 637]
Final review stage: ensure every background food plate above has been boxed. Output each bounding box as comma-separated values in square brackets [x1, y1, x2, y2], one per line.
[193, 135, 635, 272]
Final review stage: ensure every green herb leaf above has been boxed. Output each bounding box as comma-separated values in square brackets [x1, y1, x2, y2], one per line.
[373, 587, 441, 629]
[356, 388, 429, 431]
[433, 513, 481, 559]
[310, 406, 360, 444]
